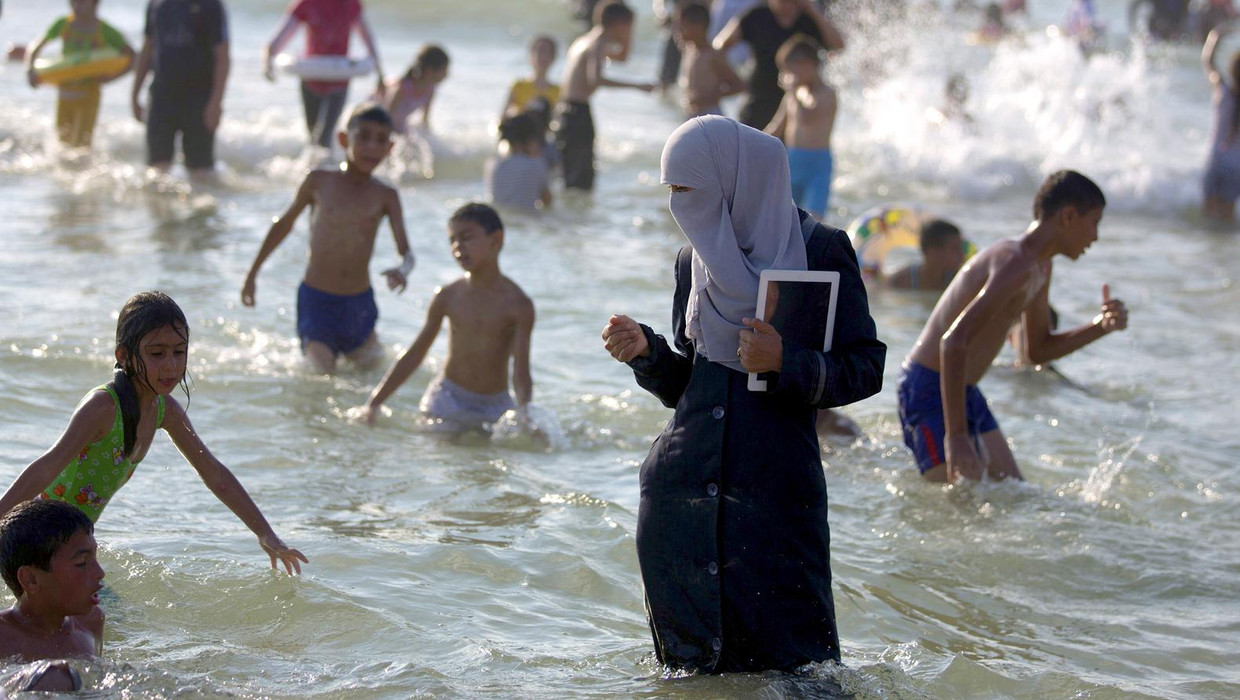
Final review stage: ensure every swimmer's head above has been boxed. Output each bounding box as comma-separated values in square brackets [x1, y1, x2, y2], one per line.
[341, 103, 395, 172]
[919, 219, 966, 274]
[1033, 170, 1106, 220]
[530, 35, 557, 73]
[776, 35, 823, 86]
[0, 500, 98, 601]
[946, 73, 969, 105]
[405, 44, 450, 84]
[675, 3, 711, 43]
[498, 113, 541, 149]
[596, 0, 635, 29]
[70, 0, 100, 20]
[447, 203, 505, 272]
[114, 291, 191, 454]
[1035, 170, 1106, 259]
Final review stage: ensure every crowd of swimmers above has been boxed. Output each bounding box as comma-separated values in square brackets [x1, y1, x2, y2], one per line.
[13, 0, 1240, 690]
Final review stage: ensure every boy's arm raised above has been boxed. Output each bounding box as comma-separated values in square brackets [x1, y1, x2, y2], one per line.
[379, 187, 414, 293]
[1023, 277, 1126, 365]
[511, 298, 536, 409]
[242, 174, 316, 306]
[800, 0, 845, 52]
[939, 260, 1031, 481]
[0, 393, 113, 518]
[161, 397, 308, 574]
[362, 289, 448, 422]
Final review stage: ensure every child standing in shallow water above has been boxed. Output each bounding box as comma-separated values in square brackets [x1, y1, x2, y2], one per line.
[24, 0, 135, 149]
[765, 35, 837, 219]
[381, 45, 449, 136]
[674, 2, 744, 119]
[0, 292, 306, 574]
[360, 203, 536, 432]
[1201, 25, 1240, 224]
[242, 104, 413, 374]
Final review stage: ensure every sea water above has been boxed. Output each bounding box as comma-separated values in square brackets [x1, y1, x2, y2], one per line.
[0, 0, 1237, 698]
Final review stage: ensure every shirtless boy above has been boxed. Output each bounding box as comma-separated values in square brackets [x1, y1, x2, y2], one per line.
[765, 35, 837, 218]
[242, 103, 413, 374]
[674, 2, 743, 119]
[899, 171, 1128, 483]
[360, 203, 536, 432]
[555, 0, 655, 190]
[0, 501, 103, 692]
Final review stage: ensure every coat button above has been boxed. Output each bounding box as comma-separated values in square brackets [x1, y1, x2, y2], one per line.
[706, 483, 719, 497]
[711, 406, 725, 420]
[711, 637, 722, 651]
[708, 561, 719, 575]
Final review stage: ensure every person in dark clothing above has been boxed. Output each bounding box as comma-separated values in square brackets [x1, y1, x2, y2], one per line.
[713, 0, 844, 130]
[601, 116, 885, 672]
[131, 0, 230, 173]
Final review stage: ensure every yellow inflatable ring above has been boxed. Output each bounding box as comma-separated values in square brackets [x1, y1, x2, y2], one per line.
[34, 48, 130, 86]
[846, 206, 976, 276]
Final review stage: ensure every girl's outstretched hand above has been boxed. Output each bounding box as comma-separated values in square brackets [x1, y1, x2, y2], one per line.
[260, 534, 309, 575]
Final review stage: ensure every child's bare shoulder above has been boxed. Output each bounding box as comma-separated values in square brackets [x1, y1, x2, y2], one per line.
[499, 276, 535, 315]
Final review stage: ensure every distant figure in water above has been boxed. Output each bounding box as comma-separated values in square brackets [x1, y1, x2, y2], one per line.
[765, 34, 838, 220]
[899, 171, 1128, 484]
[674, 1, 744, 119]
[379, 44, 448, 136]
[887, 218, 968, 292]
[1201, 25, 1240, 224]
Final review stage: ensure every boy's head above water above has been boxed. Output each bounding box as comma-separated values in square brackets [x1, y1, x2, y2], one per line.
[340, 103, 394, 173]
[1033, 170, 1107, 260]
[0, 500, 102, 612]
[596, 0, 635, 43]
[919, 218, 966, 272]
[777, 35, 823, 85]
[448, 203, 505, 273]
[675, 3, 711, 44]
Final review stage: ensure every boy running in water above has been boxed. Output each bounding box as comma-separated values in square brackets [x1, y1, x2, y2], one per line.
[242, 104, 413, 374]
[899, 171, 1128, 483]
[25, 0, 135, 148]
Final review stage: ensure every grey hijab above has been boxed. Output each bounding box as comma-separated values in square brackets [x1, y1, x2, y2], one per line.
[659, 115, 807, 372]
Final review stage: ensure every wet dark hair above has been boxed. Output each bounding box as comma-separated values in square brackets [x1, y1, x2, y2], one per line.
[403, 44, 450, 82]
[113, 291, 190, 456]
[449, 202, 504, 234]
[677, 2, 711, 27]
[1032, 170, 1106, 220]
[919, 219, 963, 252]
[595, 0, 635, 28]
[776, 34, 822, 69]
[498, 113, 540, 147]
[345, 102, 394, 132]
[0, 500, 93, 598]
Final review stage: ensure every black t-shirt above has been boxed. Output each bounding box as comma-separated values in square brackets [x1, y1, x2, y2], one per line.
[739, 6, 823, 101]
[145, 0, 229, 96]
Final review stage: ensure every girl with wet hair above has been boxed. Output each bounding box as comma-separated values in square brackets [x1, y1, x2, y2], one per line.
[0, 291, 307, 575]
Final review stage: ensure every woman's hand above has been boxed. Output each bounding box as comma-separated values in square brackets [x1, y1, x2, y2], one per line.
[738, 317, 782, 373]
[602, 314, 650, 363]
[260, 533, 309, 575]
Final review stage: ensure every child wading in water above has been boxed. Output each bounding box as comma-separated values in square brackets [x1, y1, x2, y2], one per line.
[360, 203, 536, 433]
[0, 292, 306, 574]
[25, 0, 135, 148]
[765, 34, 837, 219]
[242, 104, 413, 374]
[381, 44, 449, 136]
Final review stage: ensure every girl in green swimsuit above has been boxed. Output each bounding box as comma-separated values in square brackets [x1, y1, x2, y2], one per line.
[0, 291, 307, 575]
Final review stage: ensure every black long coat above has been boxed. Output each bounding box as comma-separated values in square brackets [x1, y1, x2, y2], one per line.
[626, 211, 886, 672]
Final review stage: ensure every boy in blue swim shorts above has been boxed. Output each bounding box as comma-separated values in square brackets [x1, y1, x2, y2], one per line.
[360, 203, 537, 434]
[765, 35, 837, 219]
[899, 171, 1128, 483]
[242, 103, 415, 373]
